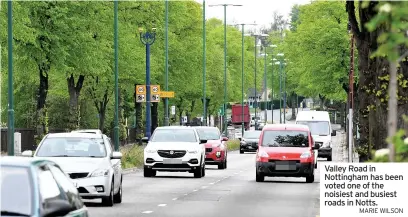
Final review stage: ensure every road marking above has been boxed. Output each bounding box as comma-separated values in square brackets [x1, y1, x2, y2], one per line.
[209, 182, 214, 185]
[193, 189, 198, 192]
[142, 211, 153, 214]
[172, 198, 178, 200]
[158, 204, 167, 207]
[234, 173, 238, 175]
[184, 193, 188, 195]
[202, 186, 207, 188]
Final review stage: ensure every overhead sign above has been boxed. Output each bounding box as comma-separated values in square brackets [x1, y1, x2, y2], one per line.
[160, 91, 175, 98]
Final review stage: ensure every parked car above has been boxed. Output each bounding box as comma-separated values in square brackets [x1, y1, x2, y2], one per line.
[71, 129, 103, 134]
[255, 124, 319, 183]
[1, 157, 89, 217]
[295, 111, 336, 161]
[22, 132, 123, 207]
[143, 126, 207, 178]
[195, 126, 228, 169]
[240, 130, 262, 154]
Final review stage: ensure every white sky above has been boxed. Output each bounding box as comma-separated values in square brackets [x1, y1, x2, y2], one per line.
[196, 0, 312, 31]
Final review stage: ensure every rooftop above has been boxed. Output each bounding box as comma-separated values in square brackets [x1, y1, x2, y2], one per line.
[263, 124, 310, 131]
[46, 132, 104, 139]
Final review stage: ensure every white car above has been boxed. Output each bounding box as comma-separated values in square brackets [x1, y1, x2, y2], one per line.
[71, 129, 103, 134]
[22, 132, 123, 207]
[143, 126, 206, 178]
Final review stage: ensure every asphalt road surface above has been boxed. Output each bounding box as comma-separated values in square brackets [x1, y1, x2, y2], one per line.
[85, 151, 326, 217]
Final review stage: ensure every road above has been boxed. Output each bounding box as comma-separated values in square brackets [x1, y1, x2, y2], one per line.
[85, 136, 344, 217]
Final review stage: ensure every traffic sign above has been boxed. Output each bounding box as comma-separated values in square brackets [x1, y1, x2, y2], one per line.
[151, 85, 160, 93]
[171, 106, 176, 115]
[136, 85, 146, 94]
[136, 94, 146, 102]
[160, 91, 175, 98]
[151, 94, 160, 102]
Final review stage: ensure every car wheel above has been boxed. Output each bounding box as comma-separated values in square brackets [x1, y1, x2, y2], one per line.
[256, 171, 264, 182]
[224, 160, 227, 169]
[194, 163, 203, 178]
[202, 164, 206, 177]
[327, 156, 332, 161]
[314, 163, 317, 169]
[113, 177, 122, 203]
[240, 150, 244, 154]
[144, 168, 156, 177]
[102, 180, 114, 206]
[306, 174, 315, 183]
[218, 161, 225, 170]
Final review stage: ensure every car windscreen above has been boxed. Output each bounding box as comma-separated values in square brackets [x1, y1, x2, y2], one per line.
[1, 166, 33, 216]
[36, 137, 106, 157]
[150, 129, 198, 142]
[243, 131, 261, 139]
[261, 130, 309, 148]
[196, 128, 220, 140]
[296, 121, 330, 136]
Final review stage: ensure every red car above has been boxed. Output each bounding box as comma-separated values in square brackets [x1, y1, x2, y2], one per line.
[255, 124, 320, 183]
[195, 127, 228, 169]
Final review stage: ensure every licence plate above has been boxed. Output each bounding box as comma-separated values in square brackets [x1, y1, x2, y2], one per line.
[275, 161, 296, 170]
[163, 158, 182, 164]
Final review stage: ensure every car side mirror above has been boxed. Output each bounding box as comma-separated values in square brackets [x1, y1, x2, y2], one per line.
[238, 138, 242, 141]
[22, 150, 33, 157]
[331, 130, 336, 136]
[142, 137, 149, 143]
[43, 199, 74, 217]
[222, 137, 229, 141]
[312, 143, 320, 150]
[111, 151, 122, 159]
[200, 139, 208, 144]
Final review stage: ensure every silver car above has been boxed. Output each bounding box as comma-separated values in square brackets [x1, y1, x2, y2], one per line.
[22, 132, 123, 207]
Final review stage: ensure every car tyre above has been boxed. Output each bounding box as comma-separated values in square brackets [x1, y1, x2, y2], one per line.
[240, 150, 244, 154]
[202, 164, 206, 177]
[144, 168, 156, 177]
[327, 155, 332, 161]
[194, 163, 203, 178]
[306, 174, 315, 183]
[218, 160, 226, 169]
[113, 177, 122, 203]
[224, 159, 227, 169]
[256, 171, 264, 182]
[102, 180, 114, 207]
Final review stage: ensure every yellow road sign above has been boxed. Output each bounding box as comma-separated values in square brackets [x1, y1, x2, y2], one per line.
[160, 91, 175, 98]
[136, 85, 146, 94]
[151, 85, 160, 93]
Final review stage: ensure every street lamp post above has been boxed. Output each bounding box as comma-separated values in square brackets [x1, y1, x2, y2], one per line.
[263, 46, 267, 123]
[202, 0, 206, 126]
[283, 61, 287, 124]
[164, 0, 169, 126]
[7, 1, 15, 156]
[276, 53, 284, 123]
[238, 23, 256, 136]
[253, 33, 268, 129]
[269, 45, 277, 123]
[113, 0, 120, 151]
[139, 27, 157, 139]
[209, 4, 242, 136]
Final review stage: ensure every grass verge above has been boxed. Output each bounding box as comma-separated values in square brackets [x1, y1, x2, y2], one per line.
[227, 139, 240, 151]
[120, 144, 144, 169]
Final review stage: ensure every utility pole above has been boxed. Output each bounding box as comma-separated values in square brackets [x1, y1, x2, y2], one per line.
[164, 0, 169, 126]
[263, 46, 267, 123]
[7, 0, 15, 156]
[202, 0, 207, 126]
[348, 29, 355, 163]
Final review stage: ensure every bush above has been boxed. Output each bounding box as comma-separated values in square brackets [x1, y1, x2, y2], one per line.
[120, 145, 144, 169]
[371, 130, 408, 162]
[227, 139, 240, 151]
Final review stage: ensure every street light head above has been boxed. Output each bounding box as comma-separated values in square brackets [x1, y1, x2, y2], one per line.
[138, 27, 143, 33]
[270, 44, 277, 48]
[277, 53, 284, 56]
[152, 27, 157, 32]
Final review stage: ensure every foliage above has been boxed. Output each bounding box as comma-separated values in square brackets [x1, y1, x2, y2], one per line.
[120, 144, 144, 169]
[371, 130, 408, 162]
[226, 139, 240, 151]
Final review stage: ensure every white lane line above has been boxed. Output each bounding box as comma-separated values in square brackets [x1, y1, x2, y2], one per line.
[202, 186, 208, 188]
[209, 182, 215, 185]
[184, 193, 188, 195]
[142, 211, 153, 214]
[193, 189, 198, 192]
[158, 204, 167, 207]
[172, 198, 178, 200]
[234, 173, 238, 175]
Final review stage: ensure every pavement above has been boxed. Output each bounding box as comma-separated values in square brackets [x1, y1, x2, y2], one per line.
[84, 107, 346, 217]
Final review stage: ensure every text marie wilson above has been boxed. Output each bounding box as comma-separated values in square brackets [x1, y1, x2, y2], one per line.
[359, 208, 403, 214]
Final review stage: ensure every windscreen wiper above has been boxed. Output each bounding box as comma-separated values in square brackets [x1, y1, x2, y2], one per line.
[0, 210, 30, 216]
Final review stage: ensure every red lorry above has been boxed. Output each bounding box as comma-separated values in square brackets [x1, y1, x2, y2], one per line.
[231, 104, 250, 130]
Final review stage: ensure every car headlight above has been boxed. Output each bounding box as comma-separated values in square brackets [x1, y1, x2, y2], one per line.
[188, 150, 198, 154]
[212, 143, 221, 148]
[257, 150, 269, 158]
[90, 169, 109, 177]
[145, 149, 156, 153]
[300, 151, 311, 158]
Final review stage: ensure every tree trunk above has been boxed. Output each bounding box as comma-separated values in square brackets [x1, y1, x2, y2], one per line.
[291, 93, 296, 120]
[36, 65, 49, 135]
[151, 102, 158, 133]
[387, 61, 398, 161]
[67, 74, 85, 130]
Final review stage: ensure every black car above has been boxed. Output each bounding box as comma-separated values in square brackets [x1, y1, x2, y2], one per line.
[239, 130, 262, 154]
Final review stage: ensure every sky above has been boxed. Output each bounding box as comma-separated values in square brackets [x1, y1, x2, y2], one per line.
[195, 0, 312, 31]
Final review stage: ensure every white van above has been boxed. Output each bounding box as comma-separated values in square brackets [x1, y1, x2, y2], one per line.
[295, 111, 336, 162]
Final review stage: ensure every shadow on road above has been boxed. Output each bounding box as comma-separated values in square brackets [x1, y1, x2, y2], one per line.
[260, 179, 308, 184]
